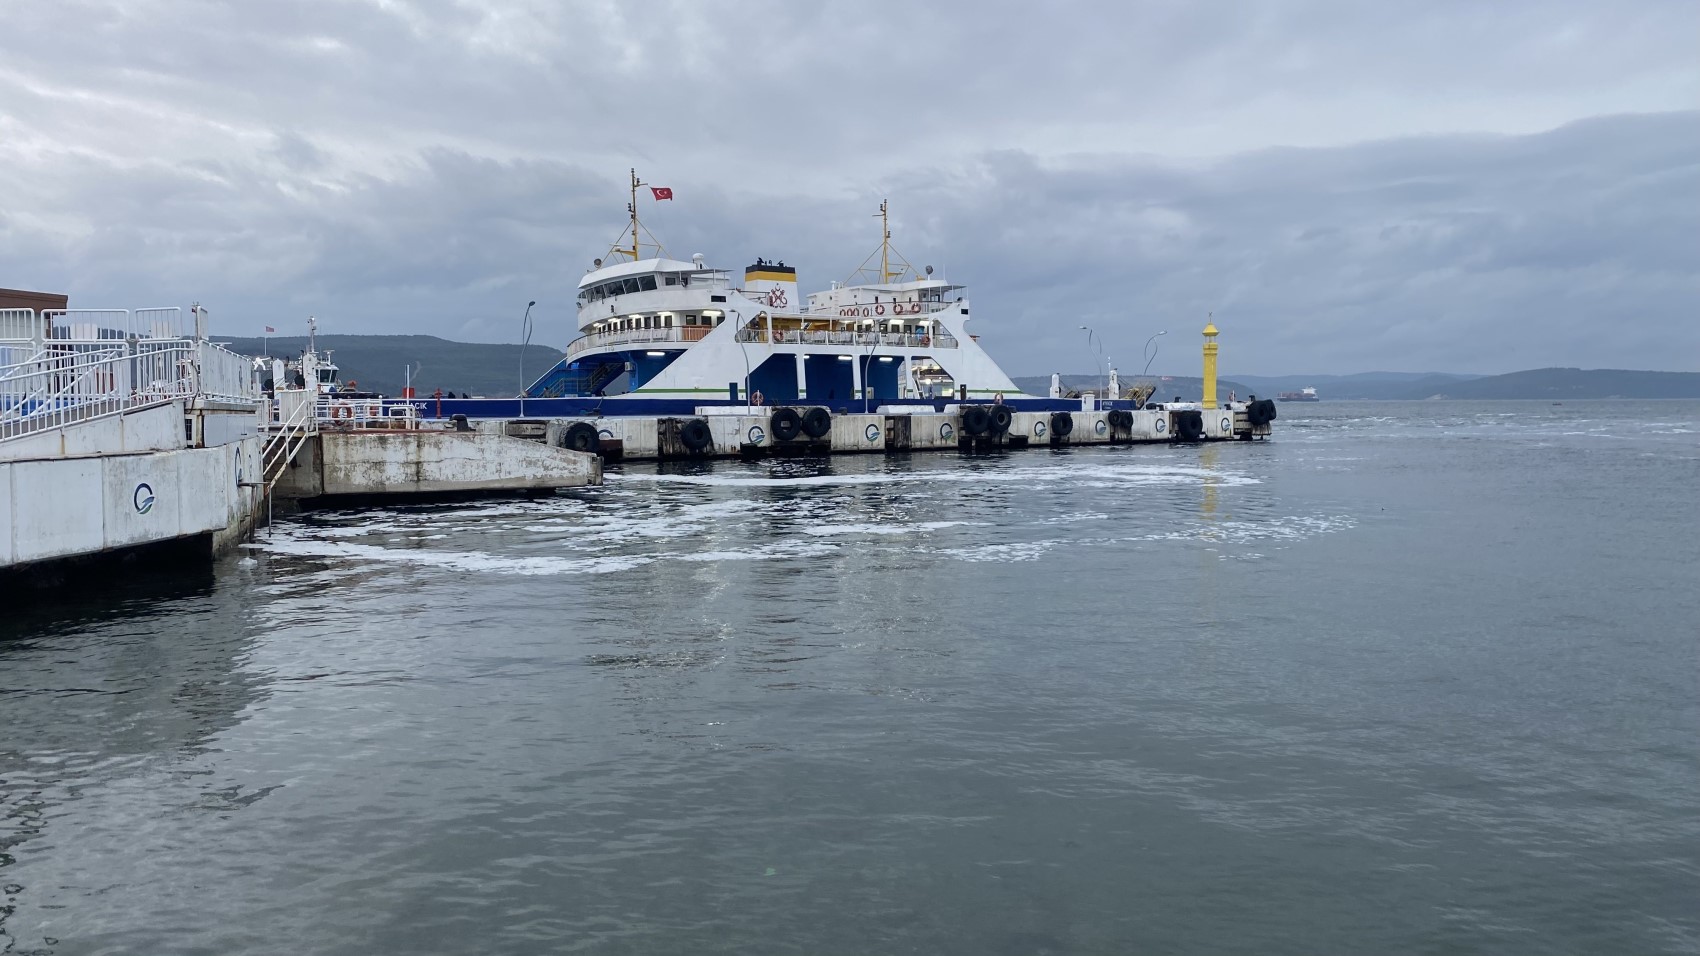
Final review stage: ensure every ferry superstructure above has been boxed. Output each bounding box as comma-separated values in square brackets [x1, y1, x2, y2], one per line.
[525, 173, 1024, 408]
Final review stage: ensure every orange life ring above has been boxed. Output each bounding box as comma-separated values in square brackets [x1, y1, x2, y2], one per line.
[332, 403, 352, 420]
[920, 335, 931, 347]
[875, 304, 885, 316]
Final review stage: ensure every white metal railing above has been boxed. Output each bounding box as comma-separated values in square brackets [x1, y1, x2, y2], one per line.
[41, 307, 184, 342]
[737, 329, 959, 349]
[0, 309, 43, 343]
[565, 325, 717, 358]
[0, 344, 185, 442]
[262, 394, 316, 491]
[195, 340, 258, 404]
[315, 397, 420, 429]
[0, 303, 261, 446]
[0, 339, 261, 444]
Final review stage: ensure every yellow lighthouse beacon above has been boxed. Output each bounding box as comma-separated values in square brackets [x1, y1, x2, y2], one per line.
[1201, 314, 1220, 409]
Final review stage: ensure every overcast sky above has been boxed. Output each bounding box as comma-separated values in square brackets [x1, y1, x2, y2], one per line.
[3, 0, 1696, 375]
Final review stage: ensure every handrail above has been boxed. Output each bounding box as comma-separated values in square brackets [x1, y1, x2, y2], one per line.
[0, 344, 190, 443]
[736, 329, 958, 349]
[565, 324, 714, 358]
[261, 395, 317, 492]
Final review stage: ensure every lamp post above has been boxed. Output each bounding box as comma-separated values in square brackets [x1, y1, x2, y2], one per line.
[1142, 330, 1167, 377]
[518, 300, 536, 415]
[1079, 324, 1105, 399]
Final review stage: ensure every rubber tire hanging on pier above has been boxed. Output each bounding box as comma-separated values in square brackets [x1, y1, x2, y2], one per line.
[1174, 410, 1204, 442]
[1049, 412, 1074, 439]
[989, 406, 1013, 435]
[801, 407, 832, 439]
[560, 421, 599, 453]
[681, 419, 714, 452]
[770, 407, 803, 442]
[962, 406, 992, 437]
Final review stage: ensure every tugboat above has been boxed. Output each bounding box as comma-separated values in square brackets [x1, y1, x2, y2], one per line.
[523, 171, 1026, 408]
[1278, 386, 1319, 402]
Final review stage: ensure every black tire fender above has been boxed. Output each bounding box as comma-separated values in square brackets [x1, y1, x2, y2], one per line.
[1050, 412, 1074, 438]
[681, 418, 713, 452]
[771, 407, 802, 441]
[561, 421, 599, 453]
[801, 406, 832, 439]
[962, 405, 992, 436]
[1175, 410, 1204, 442]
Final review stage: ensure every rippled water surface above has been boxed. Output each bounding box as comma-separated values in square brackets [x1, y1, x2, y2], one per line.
[4, 401, 1697, 954]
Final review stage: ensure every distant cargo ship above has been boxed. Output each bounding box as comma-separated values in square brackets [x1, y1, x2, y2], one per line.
[1278, 386, 1319, 401]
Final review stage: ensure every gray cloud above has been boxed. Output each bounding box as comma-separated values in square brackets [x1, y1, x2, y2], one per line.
[1, 0, 1696, 374]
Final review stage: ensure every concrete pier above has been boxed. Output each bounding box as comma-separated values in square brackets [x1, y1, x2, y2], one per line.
[272, 428, 600, 501]
[1, 306, 268, 576]
[473, 401, 1273, 463]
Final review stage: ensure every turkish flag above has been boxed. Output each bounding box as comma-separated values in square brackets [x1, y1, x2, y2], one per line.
[650, 186, 674, 200]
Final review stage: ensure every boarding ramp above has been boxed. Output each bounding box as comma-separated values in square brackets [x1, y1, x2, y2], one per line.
[2, 308, 256, 451]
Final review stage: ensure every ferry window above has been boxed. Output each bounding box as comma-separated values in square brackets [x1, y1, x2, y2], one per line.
[711, 294, 726, 303]
[714, 315, 724, 326]
[639, 276, 658, 292]
[684, 315, 697, 326]
[664, 277, 677, 286]
[620, 279, 637, 295]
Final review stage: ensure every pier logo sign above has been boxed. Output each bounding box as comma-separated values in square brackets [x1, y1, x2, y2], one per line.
[133, 482, 156, 515]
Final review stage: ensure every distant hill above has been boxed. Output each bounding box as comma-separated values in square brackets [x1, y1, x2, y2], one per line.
[1229, 372, 1482, 401]
[1394, 368, 1700, 400]
[223, 335, 562, 398]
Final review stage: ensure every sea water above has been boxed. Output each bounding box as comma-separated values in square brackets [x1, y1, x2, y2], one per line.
[2, 401, 1696, 954]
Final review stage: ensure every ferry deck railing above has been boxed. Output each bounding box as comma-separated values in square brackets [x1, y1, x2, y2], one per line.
[565, 325, 714, 359]
[736, 329, 959, 349]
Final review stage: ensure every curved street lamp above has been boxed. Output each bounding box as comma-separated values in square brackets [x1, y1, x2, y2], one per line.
[1079, 324, 1105, 398]
[1142, 330, 1168, 377]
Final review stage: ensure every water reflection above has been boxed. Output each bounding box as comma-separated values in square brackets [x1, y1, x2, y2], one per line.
[0, 566, 270, 949]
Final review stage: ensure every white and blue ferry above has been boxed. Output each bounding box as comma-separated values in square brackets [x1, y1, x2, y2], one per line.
[444, 172, 1062, 420]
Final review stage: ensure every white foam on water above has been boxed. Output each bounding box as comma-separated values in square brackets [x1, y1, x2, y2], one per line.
[674, 541, 841, 562]
[936, 540, 1057, 563]
[614, 461, 1260, 490]
[1039, 511, 1111, 524]
[1126, 513, 1357, 546]
[259, 538, 654, 576]
[565, 499, 769, 544]
[799, 520, 982, 537]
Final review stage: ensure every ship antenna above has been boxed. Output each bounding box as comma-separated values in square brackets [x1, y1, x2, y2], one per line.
[629, 168, 641, 263]
[847, 200, 916, 285]
[604, 169, 668, 263]
[880, 200, 891, 283]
